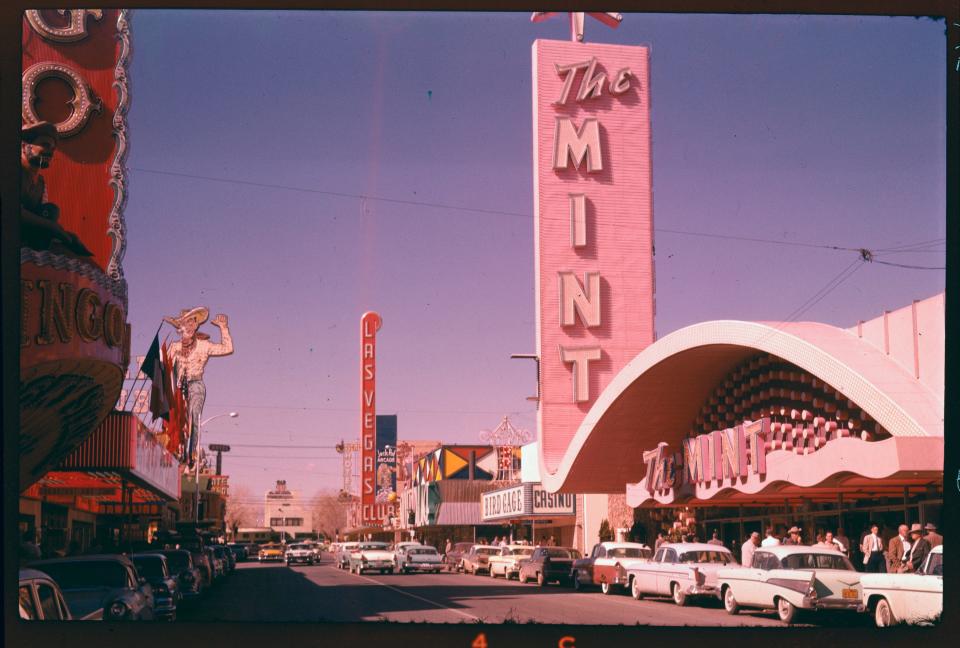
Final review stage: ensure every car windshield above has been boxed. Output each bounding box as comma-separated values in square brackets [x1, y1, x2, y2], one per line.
[37, 561, 128, 589]
[511, 548, 534, 556]
[360, 543, 388, 550]
[924, 553, 943, 576]
[290, 545, 309, 550]
[476, 547, 500, 555]
[678, 551, 734, 564]
[132, 558, 164, 579]
[781, 553, 855, 571]
[409, 548, 438, 555]
[609, 547, 650, 558]
[161, 552, 189, 572]
[545, 549, 580, 559]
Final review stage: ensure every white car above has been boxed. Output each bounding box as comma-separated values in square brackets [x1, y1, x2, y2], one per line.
[349, 542, 394, 574]
[625, 543, 734, 603]
[861, 544, 942, 627]
[285, 543, 315, 566]
[572, 541, 653, 593]
[397, 546, 443, 573]
[718, 545, 864, 624]
[393, 542, 424, 569]
[334, 542, 359, 569]
[488, 545, 536, 580]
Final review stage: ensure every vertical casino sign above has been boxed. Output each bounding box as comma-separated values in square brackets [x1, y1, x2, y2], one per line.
[360, 312, 384, 526]
[19, 10, 132, 489]
[532, 40, 655, 478]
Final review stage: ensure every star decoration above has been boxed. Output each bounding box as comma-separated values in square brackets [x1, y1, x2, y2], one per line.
[531, 12, 623, 43]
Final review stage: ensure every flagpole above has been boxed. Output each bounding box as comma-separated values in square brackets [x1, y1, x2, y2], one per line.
[120, 321, 164, 411]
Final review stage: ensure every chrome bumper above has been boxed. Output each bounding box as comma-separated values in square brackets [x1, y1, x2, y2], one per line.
[803, 596, 864, 612]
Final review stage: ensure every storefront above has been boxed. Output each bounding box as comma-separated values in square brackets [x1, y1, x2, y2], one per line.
[22, 411, 182, 553]
[481, 482, 577, 547]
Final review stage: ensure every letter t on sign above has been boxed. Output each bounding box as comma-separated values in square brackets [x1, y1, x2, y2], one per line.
[559, 346, 601, 402]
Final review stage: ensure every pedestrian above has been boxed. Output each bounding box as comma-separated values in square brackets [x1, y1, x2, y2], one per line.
[861, 523, 886, 573]
[886, 524, 910, 573]
[814, 533, 832, 549]
[708, 531, 723, 546]
[548, 535, 556, 547]
[492, 536, 499, 546]
[741, 532, 760, 567]
[832, 528, 850, 556]
[823, 531, 841, 552]
[908, 524, 931, 572]
[445, 538, 452, 556]
[499, 536, 508, 548]
[761, 527, 780, 547]
[924, 523, 942, 548]
[783, 527, 803, 546]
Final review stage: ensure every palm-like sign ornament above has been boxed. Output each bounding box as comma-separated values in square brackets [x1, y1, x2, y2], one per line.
[531, 12, 623, 43]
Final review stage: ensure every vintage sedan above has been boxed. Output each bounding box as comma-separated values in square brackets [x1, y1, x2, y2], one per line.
[334, 542, 359, 569]
[159, 550, 202, 599]
[518, 547, 582, 586]
[626, 543, 734, 604]
[393, 542, 425, 568]
[30, 555, 156, 621]
[718, 545, 864, 624]
[285, 543, 316, 566]
[398, 546, 444, 573]
[861, 544, 943, 627]
[571, 542, 652, 593]
[488, 545, 535, 580]
[131, 554, 180, 621]
[462, 545, 502, 575]
[258, 543, 285, 563]
[443, 542, 475, 572]
[349, 542, 394, 574]
[19, 568, 74, 620]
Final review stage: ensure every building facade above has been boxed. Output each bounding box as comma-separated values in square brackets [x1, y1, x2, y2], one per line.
[264, 480, 310, 540]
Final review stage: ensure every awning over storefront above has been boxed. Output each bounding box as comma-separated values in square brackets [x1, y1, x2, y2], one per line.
[32, 412, 182, 506]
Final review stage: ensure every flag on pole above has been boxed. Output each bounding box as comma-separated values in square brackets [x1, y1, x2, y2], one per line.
[141, 333, 170, 421]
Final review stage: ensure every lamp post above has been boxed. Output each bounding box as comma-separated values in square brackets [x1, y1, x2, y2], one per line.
[195, 412, 238, 528]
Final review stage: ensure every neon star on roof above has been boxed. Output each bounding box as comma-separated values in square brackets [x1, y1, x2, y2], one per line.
[531, 12, 623, 43]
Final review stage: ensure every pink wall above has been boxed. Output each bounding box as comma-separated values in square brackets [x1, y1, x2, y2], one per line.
[533, 40, 655, 473]
[847, 293, 944, 401]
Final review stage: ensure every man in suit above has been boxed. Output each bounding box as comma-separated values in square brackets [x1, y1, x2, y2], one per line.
[861, 523, 886, 573]
[924, 523, 943, 548]
[908, 524, 931, 572]
[886, 524, 910, 573]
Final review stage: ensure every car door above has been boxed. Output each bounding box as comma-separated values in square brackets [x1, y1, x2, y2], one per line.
[741, 552, 779, 607]
[655, 548, 679, 595]
[635, 548, 662, 593]
[36, 581, 68, 620]
[590, 545, 606, 585]
[19, 582, 38, 620]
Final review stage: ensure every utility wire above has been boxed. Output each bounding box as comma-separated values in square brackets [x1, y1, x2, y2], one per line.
[869, 259, 945, 271]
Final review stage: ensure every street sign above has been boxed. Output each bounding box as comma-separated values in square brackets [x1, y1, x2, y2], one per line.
[209, 444, 231, 452]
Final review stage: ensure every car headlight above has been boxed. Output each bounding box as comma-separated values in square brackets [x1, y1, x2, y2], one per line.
[108, 601, 128, 619]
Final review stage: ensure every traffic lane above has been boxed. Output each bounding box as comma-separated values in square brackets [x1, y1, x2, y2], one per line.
[338, 566, 791, 626]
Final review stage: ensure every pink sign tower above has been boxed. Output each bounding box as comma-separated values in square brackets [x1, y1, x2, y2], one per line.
[532, 37, 655, 480]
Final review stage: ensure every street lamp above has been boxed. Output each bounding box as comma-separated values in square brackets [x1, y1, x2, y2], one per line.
[510, 353, 540, 402]
[196, 412, 239, 527]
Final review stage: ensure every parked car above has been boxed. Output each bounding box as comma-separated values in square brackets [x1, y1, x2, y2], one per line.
[226, 543, 248, 562]
[205, 547, 225, 580]
[518, 547, 582, 586]
[443, 542, 475, 572]
[335, 542, 359, 569]
[131, 553, 180, 621]
[861, 544, 943, 627]
[212, 545, 235, 573]
[717, 545, 864, 624]
[397, 546, 443, 573]
[571, 541, 652, 593]
[30, 555, 155, 621]
[19, 568, 74, 620]
[393, 542, 424, 568]
[258, 543, 285, 563]
[190, 550, 213, 590]
[285, 543, 316, 566]
[159, 550, 202, 599]
[349, 542, 394, 574]
[488, 545, 535, 580]
[462, 545, 502, 575]
[624, 543, 733, 604]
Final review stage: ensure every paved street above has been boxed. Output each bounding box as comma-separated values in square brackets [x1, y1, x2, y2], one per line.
[179, 554, 871, 626]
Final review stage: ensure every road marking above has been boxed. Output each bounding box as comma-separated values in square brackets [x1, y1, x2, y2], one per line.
[345, 570, 481, 622]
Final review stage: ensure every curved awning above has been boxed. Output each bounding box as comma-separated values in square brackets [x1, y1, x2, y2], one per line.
[540, 320, 943, 494]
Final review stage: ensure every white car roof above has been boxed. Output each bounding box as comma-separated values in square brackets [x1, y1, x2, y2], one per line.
[931, 544, 943, 555]
[660, 542, 732, 553]
[602, 542, 651, 550]
[757, 545, 850, 558]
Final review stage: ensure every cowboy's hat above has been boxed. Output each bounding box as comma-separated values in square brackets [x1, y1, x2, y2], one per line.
[908, 523, 923, 534]
[22, 121, 58, 143]
[164, 306, 209, 328]
[924, 523, 937, 531]
[788, 526, 801, 534]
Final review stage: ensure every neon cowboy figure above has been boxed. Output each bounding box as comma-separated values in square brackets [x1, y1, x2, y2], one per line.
[163, 307, 234, 467]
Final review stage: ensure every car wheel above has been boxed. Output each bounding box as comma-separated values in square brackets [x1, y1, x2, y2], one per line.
[776, 597, 798, 625]
[874, 598, 897, 627]
[672, 583, 688, 607]
[722, 586, 739, 615]
[537, 572, 546, 587]
[519, 571, 528, 584]
[631, 577, 644, 600]
[601, 580, 613, 595]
